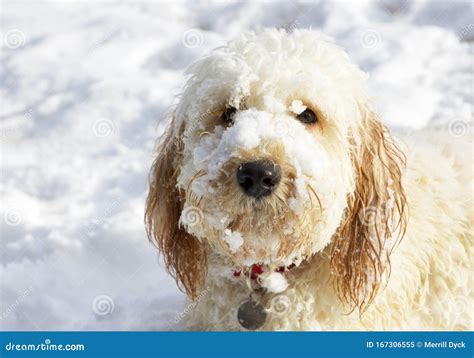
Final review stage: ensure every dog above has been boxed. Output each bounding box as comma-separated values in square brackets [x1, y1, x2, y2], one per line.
[146, 29, 472, 330]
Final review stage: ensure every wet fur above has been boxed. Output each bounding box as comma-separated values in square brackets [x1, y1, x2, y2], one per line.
[145, 29, 472, 330]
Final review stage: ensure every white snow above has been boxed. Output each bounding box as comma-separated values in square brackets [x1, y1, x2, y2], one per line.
[289, 100, 307, 115]
[260, 272, 289, 294]
[222, 229, 244, 253]
[193, 109, 328, 193]
[0, 1, 470, 330]
[264, 96, 287, 113]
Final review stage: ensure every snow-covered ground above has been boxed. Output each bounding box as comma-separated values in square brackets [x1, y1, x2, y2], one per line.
[0, 0, 472, 330]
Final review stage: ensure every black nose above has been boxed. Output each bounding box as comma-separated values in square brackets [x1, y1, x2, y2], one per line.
[237, 160, 281, 198]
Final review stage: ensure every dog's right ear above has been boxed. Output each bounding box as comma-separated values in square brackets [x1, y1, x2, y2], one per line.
[330, 103, 407, 313]
[145, 116, 207, 299]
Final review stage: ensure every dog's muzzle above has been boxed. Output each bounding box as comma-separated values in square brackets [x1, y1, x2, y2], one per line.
[236, 160, 281, 198]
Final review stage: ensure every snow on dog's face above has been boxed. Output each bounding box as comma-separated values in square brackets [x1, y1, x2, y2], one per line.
[180, 107, 345, 267]
[146, 29, 407, 309]
[174, 30, 363, 267]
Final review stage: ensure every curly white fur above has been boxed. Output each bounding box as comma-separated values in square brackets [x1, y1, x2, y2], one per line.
[146, 29, 472, 331]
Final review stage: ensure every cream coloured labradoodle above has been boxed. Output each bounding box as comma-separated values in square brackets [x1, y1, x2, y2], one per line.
[146, 29, 472, 331]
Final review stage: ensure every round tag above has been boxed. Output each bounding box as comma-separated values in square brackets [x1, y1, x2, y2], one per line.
[237, 299, 267, 330]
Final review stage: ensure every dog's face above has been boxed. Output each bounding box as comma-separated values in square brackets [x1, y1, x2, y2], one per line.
[175, 31, 364, 267]
[146, 30, 407, 310]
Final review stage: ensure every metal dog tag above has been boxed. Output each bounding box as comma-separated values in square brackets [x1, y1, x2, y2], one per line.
[237, 299, 267, 330]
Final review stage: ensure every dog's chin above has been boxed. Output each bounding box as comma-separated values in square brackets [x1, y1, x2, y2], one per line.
[187, 199, 320, 267]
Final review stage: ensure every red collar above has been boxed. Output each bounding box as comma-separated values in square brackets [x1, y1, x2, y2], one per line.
[233, 263, 296, 280]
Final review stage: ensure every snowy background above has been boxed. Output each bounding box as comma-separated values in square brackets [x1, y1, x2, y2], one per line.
[0, 0, 472, 330]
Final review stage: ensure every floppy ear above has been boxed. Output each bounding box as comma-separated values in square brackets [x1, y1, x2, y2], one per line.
[145, 116, 207, 299]
[330, 104, 408, 312]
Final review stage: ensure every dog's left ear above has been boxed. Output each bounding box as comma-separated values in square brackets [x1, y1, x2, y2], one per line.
[145, 117, 208, 300]
[331, 103, 408, 312]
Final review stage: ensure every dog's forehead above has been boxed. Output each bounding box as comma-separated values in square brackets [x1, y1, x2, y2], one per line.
[228, 30, 345, 76]
[191, 30, 365, 90]
[177, 29, 368, 129]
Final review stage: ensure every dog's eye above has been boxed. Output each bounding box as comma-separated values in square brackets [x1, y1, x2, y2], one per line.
[296, 109, 317, 124]
[220, 107, 237, 125]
